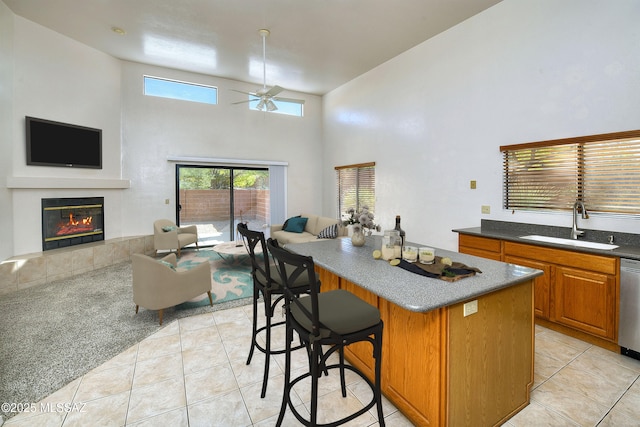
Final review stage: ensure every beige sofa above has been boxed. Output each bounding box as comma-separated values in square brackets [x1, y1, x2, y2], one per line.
[270, 213, 345, 244]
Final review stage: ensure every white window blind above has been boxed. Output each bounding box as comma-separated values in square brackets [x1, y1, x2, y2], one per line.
[269, 164, 287, 225]
[336, 162, 376, 219]
[501, 130, 640, 214]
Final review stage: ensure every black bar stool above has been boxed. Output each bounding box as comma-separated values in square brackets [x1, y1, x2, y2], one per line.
[237, 223, 311, 398]
[267, 237, 385, 427]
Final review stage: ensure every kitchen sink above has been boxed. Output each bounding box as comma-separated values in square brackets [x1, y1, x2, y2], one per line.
[519, 235, 619, 250]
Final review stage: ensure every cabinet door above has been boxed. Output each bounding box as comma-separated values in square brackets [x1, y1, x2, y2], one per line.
[553, 266, 616, 340]
[505, 255, 552, 319]
[380, 299, 445, 427]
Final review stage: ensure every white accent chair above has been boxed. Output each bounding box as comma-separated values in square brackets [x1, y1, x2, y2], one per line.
[132, 253, 212, 325]
[153, 219, 199, 257]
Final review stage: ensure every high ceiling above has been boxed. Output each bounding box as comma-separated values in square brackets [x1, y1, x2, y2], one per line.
[4, 0, 502, 96]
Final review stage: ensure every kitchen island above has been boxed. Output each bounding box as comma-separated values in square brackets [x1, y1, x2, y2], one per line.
[285, 235, 543, 427]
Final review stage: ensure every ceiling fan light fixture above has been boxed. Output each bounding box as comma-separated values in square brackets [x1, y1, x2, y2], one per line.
[232, 28, 304, 114]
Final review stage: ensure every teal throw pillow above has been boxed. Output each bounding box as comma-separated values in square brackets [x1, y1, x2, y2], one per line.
[162, 225, 177, 232]
[283, 217, 308, 233]
[282, 215, 300, 230]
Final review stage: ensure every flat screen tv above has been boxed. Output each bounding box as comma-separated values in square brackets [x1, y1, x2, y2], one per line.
[26, 116, 102, 169]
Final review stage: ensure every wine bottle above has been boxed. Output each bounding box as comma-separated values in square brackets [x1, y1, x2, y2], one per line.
[394, 215, 405, 248]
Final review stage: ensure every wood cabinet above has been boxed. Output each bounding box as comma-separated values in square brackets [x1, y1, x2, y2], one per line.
[459, 234, 620, 346]
[458, 234, 502, 260]
[553, 266, 616, 340]
[315, 265, 340, 292]
[317, 265, 534, 427]
[504, 255, 552, 319]
[341, 278, 379, 379]
[447, 281, 533, 426]
[380, 300, 446, 426]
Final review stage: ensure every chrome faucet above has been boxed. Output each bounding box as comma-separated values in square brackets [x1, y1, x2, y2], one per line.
[571, 200, 589, 239]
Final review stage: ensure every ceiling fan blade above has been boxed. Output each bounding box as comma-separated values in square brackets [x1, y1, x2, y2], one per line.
[232, 99, 258, 105]
[230, 89, 259, 97]
[264, 85, 284, 97]
[273, 96, 305, 104]
[233, 30, 289, 111]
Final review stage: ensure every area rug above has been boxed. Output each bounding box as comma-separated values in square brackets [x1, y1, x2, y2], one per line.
[0, 250, 254, 421]
[175, 248, 254, 308]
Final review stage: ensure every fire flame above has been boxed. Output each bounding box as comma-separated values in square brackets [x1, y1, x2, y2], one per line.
[69, 213, 92, 226]
[54, 212, 94, 236]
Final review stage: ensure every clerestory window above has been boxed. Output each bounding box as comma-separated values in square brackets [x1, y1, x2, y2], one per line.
[501, 130, 640, 215]
[143, 76, 218, 105]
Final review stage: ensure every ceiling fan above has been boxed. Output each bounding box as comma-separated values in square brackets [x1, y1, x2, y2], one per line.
[232, 29, 304, 112]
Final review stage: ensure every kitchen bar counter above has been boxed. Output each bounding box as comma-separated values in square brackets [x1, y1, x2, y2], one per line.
[285, 235, 543, 427]
[285, 235, 542, 312]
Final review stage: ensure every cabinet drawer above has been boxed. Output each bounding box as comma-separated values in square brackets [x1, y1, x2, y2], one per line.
[458, 235, 502, 254]
[504, 241, 617, 275]
[459, 246, 502, 261]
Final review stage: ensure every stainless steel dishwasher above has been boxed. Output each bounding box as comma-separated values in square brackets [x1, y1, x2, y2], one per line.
[620, 258, 640, 360]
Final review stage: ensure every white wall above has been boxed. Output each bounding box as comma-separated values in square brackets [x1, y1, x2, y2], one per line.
[323, 0, 640, 251]
[6, 16, 123, 256]
[119, 61, 323, 237]
[2, 11, 323, 257]
[0, 2, 14, 261]
[4, 0, 639, 258]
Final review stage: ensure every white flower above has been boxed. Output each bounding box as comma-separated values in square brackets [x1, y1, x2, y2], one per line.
[342, 206, 379, 232]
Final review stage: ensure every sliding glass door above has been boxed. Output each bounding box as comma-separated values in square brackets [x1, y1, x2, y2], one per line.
[176, 165, 270, 246]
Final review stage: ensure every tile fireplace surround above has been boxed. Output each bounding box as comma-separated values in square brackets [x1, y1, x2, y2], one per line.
[0, 235, 154, 296]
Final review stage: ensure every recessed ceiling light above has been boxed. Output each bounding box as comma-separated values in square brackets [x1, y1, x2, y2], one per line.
[111, 27, 126, 35]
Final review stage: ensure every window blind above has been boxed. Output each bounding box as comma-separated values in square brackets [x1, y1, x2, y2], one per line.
[335, 162, 376, 218]
[269, 164, 287, 225]
[501, 131, 640, 214]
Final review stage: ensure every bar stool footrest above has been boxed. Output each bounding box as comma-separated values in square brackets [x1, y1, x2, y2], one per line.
[285, 364, 381, 427]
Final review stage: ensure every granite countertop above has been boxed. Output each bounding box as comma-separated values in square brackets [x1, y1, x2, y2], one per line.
[453, 220, 640, 261]
[284, 235, 542, 313]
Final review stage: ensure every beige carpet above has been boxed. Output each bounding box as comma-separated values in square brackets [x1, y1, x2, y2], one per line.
[0, 252, 253, 421]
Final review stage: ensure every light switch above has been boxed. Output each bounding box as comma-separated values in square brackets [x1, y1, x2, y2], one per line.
[481, 205, 490, 214]
[470, 180, 477, 189]
[165, 199, 170, 204]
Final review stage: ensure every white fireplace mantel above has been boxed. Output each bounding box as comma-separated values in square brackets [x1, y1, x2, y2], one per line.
[6, 177, 130, 189]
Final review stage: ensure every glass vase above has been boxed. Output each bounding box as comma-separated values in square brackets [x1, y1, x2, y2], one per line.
[351, 229, 366, 246]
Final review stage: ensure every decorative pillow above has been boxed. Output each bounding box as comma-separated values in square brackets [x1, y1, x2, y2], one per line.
[158, 260, 176, 270]
[162, 225, 177, 232]
[283, 217, 308, 233]
[282, 215, 300, 231]
[317, 224, 338, 239]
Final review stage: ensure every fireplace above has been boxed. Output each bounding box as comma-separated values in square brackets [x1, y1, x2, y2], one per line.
[42, 197, 104, 251]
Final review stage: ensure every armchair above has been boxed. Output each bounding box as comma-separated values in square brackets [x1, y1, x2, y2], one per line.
[153, 219, 199, 257]
[132, 253, 212, 325]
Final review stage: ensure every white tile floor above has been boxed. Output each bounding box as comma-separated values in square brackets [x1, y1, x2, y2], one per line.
[4, 303, 640, 427]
